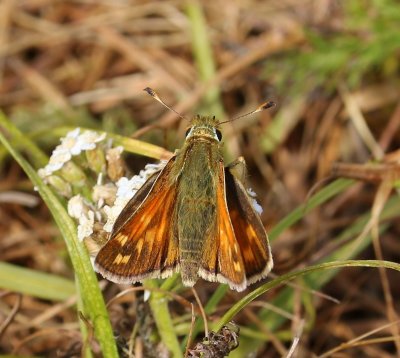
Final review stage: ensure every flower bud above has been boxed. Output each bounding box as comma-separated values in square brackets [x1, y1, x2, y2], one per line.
[46, 175, 72, 197]
[60, 161, 87, 187]
[86, 147, 106, 174]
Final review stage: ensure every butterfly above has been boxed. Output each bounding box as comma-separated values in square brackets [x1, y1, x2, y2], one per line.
[95, 89, 274, 291]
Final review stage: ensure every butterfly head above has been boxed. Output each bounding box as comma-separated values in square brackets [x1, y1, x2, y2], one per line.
[185, 115, 222, 142]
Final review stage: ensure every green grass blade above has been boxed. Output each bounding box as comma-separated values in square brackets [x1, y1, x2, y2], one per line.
[0, 112, 48, 168]
[0, 262, 75, 301]
[215, 259, 400, 331]
[269, 178, 354, 241]
[0, 122, 118, 357]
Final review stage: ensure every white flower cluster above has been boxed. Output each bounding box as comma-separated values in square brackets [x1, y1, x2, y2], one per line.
[67, 195, 95, 241]
[38, 128, 106, 178]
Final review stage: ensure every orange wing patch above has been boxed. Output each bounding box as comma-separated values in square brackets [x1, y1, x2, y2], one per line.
[95, 159, 179, 284]
[225, 169, 273, 284]
[200, 162, 246, 291]
[216, 183, 246, 290]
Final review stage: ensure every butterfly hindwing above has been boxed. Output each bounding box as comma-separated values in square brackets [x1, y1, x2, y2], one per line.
[199, 161, 247, 291]
[95, 157, 179, 283]
[225, 163, 273, 284]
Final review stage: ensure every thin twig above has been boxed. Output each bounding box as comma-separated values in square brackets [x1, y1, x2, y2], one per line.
[286, 319, 305, 358]
[339, 83, 384, 160]
[191, 287, 208, 337]
[318, 320, 400, 358]
[0, 293, 22, 340]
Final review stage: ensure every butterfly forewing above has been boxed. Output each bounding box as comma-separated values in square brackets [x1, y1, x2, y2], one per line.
[225, 167, 273, 283]
[111, 169, 161, 233]
[95, 157, 179, 283]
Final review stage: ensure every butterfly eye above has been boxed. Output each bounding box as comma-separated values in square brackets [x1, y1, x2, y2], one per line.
[216, 129, 222, 141]
[185, 127, 192, 137]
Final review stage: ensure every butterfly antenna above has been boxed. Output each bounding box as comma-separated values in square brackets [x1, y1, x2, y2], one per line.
[143, 87, 188, 121]
[219, 101, 275, 124]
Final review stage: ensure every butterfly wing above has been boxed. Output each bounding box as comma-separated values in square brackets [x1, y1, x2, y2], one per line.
[111, 169, 162, 233]
[95, 157, 180, 284]
[199, 161, 247, 292]
[225, 164, 273, 284]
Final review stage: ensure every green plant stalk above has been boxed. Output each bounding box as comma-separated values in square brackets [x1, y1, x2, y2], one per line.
[76, 276, 93, 358]
[145, 280, 183, 358]
[215, 259, 400, 331]
[0, 262, 75, 301]
[0, 124, 118, 357]
[160, 273, 180, 291]
[185, 0, 224, 118]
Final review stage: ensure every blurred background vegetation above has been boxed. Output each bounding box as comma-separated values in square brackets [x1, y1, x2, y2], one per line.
[1, 0, 400, 357]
